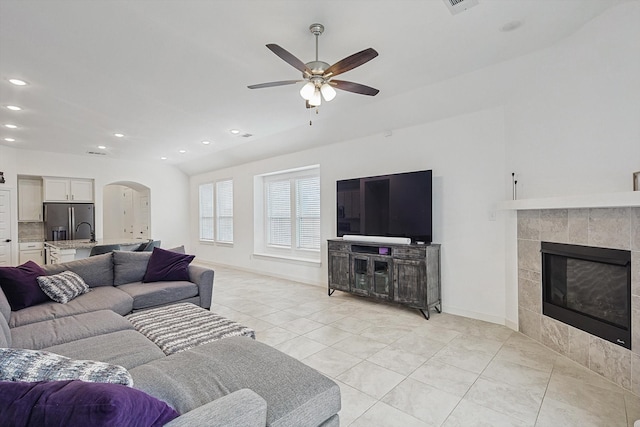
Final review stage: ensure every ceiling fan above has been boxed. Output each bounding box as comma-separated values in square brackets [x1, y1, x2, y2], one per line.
[248, 23, 379, 108]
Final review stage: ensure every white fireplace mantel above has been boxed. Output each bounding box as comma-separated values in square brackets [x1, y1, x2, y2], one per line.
[497, 191, 640, 211]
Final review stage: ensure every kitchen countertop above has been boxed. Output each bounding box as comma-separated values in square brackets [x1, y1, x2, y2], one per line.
[44, 239, 147, 250]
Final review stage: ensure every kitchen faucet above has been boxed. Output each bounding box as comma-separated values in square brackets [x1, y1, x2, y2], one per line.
[76, 221, 96, 242]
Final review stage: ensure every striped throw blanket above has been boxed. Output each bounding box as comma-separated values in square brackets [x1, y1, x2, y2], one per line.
[126, 303, 255, 355]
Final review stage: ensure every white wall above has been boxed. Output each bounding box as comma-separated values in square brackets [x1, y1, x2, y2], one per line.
[192, 107, 508, 323]
[103, 185, 127, 239]
[0, 147, 190, 263]
[504, 2, 640, 198]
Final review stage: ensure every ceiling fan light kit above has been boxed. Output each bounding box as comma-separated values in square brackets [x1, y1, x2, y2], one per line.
[248, 23, 379, 109]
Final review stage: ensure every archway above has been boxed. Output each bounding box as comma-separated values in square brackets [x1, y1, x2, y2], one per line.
[103, 181, 151, 240]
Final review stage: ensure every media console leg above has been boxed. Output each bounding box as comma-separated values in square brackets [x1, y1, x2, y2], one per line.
[435, 302, 442, 313]
[328, 288, 335, 296]
[419, 308, 430, 320]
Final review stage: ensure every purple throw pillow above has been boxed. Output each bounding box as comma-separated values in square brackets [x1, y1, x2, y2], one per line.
[142, 247, 195, 283]
[0, 380, 179, 427]
[0, 261, 50, 311]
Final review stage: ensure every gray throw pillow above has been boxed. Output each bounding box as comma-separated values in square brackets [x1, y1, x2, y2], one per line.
[0, 348, 133, 386]
[37, 271, 89, 304]
[112, 251, 152, 286]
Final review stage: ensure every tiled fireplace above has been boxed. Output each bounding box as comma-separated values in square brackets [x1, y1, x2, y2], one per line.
[517, 207, 640, 393]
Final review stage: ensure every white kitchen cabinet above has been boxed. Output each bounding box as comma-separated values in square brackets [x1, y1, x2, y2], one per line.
[43, 177, 94, 202]
[19, 242, 45, 265]
[70, 179, 94, 202]
[18, 179, 43, 221]
[44, 243, 76, 264]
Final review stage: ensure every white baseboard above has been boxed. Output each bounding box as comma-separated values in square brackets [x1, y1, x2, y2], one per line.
[442, 305, 511, 327]
[194, 258, 325, 288]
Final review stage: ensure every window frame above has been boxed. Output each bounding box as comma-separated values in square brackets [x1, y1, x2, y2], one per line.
[215, 179, 234, 244]
[258, 166, 321, 261]
[198, 179, 234, 245]
[198, 183, 215, 242]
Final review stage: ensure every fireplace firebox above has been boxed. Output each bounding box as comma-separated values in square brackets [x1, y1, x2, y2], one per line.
[541, 242, 631, 349]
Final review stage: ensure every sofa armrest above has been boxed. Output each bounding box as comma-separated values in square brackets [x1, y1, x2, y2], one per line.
[188, 265, 214, 309]
[164, 389, 267, 427]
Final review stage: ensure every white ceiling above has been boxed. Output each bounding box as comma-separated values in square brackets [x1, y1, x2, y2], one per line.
[0, 0, 628, 175]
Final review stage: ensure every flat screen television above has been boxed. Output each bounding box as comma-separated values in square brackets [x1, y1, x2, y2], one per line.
[336, 170, 432, 243]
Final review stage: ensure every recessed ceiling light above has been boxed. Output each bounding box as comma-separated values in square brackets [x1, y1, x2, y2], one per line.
[8, 78, 28, 86]
[500, 20, 523, 32]
[230, 129, 240, 135]
[179, 149, 187, 154]
[4, 138, 16, 142]
[201, 140, 211, 145]
[6, 105, 21, 111]
[98, 145, 106, 150]
[4, 124, 17, 129]
[114, 133, 124, 138]
[160, 156, 168, 160]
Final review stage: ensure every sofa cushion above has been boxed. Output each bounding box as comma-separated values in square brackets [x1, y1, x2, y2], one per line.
[143, 247, 194, 283]
[11, 310, 134, 350]
[0, 348, 133, 386]
[43, 253, 114, 288]
[130, 337, 341, 427]
[45, 330, 166, 370]
[0, 290, 11, 347]
[117, 281, 198, 310]
[0, 288, 12, 323]
[0, 261, 50, 311]
[0, 380, 178, 427]
[113, 251, 152, 286]
[167, 245, 186, 254]
[37, 270, 89, 304]
[0, 316, 10, 348]
[9, 286, 133, 328]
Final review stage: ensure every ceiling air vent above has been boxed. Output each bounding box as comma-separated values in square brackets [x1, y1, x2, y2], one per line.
[86, 151, 107, 156]
[443, 0, 479, 15]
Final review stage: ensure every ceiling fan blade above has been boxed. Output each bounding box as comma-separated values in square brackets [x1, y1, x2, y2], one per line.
[323, 48, 378, 78]
[247, 80, 302, 89]
[266, 44, 311, 75]
[331, 80, 379, 96]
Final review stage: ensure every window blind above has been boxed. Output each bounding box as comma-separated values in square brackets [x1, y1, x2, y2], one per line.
[199, 183, 214, 241]
[216, 179, 234, 243]
[266, 180, 291, 247]
[296, 176, 320, 250]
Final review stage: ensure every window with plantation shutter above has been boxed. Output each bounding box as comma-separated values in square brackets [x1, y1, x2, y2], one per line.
[199, 183, 214, 241]
[216, 180, 234, 243]
[266, 180, 291, 246]
[199, 179, 234, 243]
[296, 176, 320, 250]
[259, 166, 320, 260]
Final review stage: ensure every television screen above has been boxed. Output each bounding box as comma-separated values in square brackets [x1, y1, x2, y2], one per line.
[337, 170, 432, 243]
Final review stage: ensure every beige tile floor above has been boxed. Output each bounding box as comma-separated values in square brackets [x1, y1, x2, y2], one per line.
[207, 265, 639, 427]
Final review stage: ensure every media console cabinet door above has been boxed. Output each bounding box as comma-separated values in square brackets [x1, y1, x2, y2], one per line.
[328, 251, 350, 291]
[393, 258, 427, 307]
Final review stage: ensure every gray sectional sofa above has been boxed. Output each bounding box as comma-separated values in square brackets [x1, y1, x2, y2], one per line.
[0, 251, 341, 426]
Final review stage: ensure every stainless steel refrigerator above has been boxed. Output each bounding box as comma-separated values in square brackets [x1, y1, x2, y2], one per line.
[43, 203, 95, 241]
